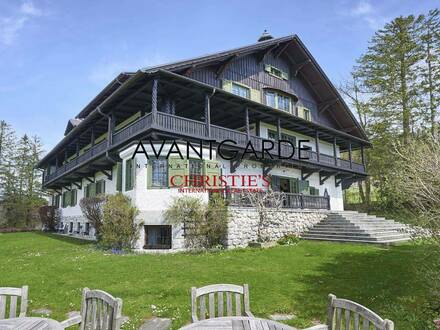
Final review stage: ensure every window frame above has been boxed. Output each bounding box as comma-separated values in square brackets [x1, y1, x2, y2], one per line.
[231, 82, 250, 99]
[150, 158, 168, 189]
[264, 89, 292, 113]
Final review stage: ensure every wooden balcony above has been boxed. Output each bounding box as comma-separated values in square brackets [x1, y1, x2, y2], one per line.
[43, 112, 366, 186]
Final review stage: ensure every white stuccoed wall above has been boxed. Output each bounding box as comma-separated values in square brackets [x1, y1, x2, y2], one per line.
[56, 140, 343, 250]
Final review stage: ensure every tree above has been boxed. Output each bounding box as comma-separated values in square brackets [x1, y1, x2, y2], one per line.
[356, 15, 423, 144]
[0, 121, 16, 198]
[420, 9, 440, 138]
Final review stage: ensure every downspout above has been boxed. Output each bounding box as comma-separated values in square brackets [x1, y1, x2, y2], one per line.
[97, 107, 119, 164]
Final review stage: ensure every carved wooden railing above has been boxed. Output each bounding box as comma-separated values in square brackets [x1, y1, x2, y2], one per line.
[44, 112, 366, 184]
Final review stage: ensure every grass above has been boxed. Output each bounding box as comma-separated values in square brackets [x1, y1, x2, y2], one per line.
[0, 232, 431, 329]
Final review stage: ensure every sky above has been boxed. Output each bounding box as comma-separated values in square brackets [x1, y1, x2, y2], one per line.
[0, 0, 437, 153]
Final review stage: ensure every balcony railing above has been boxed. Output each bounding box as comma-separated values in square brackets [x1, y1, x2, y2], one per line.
[44, 112, 366, 185]
[227, 190, 331, 210]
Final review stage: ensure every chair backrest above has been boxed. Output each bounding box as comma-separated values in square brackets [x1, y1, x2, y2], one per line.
[0, 286, 28, 319]
[79, 288, 123, 330]
[327, 294, 394, 330]
[191, 284, 251, 322]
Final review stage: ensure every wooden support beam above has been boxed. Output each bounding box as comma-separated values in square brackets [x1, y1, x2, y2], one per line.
[101, 169, 112, 180]
[245, 107, 250, 141]
[292, 59, 311, 77]
[205, 94, 211, 137]
[315, 131, 320, 163]
[319, 172, 333, 185]
[230, 159, 243, 174]
[151, 78, 158, 123]
[348, 140, 353, 169]
[335, 176, 343, 187]
[256, 43, 279, 63]
[63, 185, 71, 191]
[333, 136, 338, 166]
[263, 163, 275, 176]
[85, 177, 95, 184]
[73, 181, 82, 189]
[361, 145, 365, 166]
[275, 40, 293, 58]
[277, 118, 281, 140]
[301, 168, 315, 181]
[340, 126, 357, 133]
[216, 55, 237, 78]
[255, 120, 260, 137]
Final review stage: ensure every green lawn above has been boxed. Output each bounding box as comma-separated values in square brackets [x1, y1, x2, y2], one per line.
[0, 233, 430, 329]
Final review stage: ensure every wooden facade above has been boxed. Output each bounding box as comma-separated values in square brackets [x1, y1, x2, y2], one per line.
[37, 34, 370, 192]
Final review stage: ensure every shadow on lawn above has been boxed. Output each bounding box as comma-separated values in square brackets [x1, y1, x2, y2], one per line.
[293, 242, 431, 330]
[35, 232, 93, 246]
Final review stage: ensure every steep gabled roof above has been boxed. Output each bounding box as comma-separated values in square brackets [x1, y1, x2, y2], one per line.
[140, 34, 367, 140]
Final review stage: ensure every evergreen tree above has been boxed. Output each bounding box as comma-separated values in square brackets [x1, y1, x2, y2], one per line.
[356, 15, 423, 144]
[0, 120, 16, 199]
[420, 9, 440, 137]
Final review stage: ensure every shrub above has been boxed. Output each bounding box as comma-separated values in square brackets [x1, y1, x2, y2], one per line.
[100, 193, 140, 250]
[79, 195, 106, 238]
[277, 234, 301, 246]
[38, 205, 60, 231]
[164, 194, 228, 249]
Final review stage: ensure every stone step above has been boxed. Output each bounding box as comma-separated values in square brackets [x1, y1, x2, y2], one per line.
[302, 233, 409, 241]
[301, 236, 411, 244]
[301, 210, 410, 244]
[306, 230, 408, 237]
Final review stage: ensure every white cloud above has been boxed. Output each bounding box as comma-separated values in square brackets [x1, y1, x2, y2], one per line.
[342, 0, 388, 30]
[20, 1, 43, 17]
[351, 1, 373, 16]
[0, 1, 45, 46]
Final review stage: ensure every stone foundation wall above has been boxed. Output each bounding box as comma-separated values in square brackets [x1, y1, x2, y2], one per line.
[227, 207, 328, 248]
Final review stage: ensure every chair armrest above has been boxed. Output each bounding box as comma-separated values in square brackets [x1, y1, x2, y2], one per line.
[302, 325, 328, 330]
[60, 314, 82, 328]
[245, 311, 255, 318]
[115, 316, 129, 329]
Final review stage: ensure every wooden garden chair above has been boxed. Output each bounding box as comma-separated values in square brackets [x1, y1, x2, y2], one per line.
[304, 294, 394, 330]
[0, 286, 28, 319]
[61, 288, 127, 330]
[191, 284, 254, 322]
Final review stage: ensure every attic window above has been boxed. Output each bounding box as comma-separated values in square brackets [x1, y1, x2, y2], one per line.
[264, 64, 289, 80]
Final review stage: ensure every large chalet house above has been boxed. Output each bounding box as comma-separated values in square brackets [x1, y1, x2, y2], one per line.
[37, 32, 370, 250]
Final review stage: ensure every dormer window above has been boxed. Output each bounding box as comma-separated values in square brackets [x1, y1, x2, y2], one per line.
[231, 82, 250, 99]
[264, 89, 292, 113]
[264, 64, 289, 80]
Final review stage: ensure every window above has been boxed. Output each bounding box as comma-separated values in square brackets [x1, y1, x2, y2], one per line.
[265, 91, 276, 108]
[84, 223, 90, 235]
[264, 90, 292, 112]
[62, 191, 69, 208]
[303, 108, 311, 121]
[267, 129, 296, 145]
[231, 83, 250, 99]
[84, 183, 95, 198]
[53, 195, 60, 208]
[125, 159, 135, 191]
[151, 159, 168, 188]
[264, 64, 289, 80]
[96, 180, 105, 195]
[277, 94, 290, 112]
[189, 159, 202, 186]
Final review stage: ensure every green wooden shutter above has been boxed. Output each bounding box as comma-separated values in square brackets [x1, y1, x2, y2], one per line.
[116, 162, 122, 192]
[270, 176, 281, 191]
[70, 189, 77, 206]
[299, 180, 310, 194]
[281, 70, 289, 80]
[250, 88, 261, 103]
[203, 160, 221, 188]
[89, 183, 96, 197]
[146, 161, 153, 189]
[222, 80, 232, 92]
[168, 157, 189, 188]
[264, 64, 271, 72]
[289, 178, 299, 193]
[125, 159, 134, 191]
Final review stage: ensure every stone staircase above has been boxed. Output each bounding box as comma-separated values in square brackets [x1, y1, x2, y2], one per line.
[301, 211, 410, 244]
